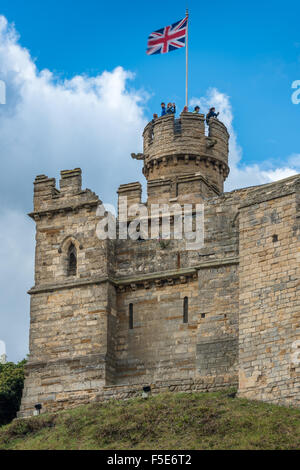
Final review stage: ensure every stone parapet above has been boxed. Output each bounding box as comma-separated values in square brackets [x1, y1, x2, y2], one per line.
[139, 113, 229, 196]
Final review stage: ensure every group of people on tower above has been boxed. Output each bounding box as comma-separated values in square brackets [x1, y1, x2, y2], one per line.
[152, 103, 220, 125]
[161, 102, 176, 115]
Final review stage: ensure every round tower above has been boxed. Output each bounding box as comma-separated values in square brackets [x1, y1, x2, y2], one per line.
[132, 112, 229, 204]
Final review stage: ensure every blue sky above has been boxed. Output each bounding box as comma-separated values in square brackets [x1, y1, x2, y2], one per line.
[1, 0, 300, 163]
[0, 0, 299, 362]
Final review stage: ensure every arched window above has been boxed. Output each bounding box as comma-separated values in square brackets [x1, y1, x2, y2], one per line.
[129, 303, 133, 329]
[67, 243, 77, 276]
[183, 297, 188, 323]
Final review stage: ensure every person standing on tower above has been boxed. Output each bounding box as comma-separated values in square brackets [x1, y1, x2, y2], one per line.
[206, 107, 219, 124]
[161, 102, 166, 116]
[166, 102, 176, 114]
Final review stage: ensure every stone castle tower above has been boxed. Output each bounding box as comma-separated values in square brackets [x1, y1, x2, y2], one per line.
[19, 112, 300, 417]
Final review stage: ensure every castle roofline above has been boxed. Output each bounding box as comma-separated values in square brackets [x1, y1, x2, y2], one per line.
[225, 172, 299, 195]
[219, 172, 300, 208]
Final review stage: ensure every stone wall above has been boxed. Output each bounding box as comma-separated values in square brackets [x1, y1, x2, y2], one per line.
[238, 177, 300, 407]
[114, 280, 199, 384]
[19, 354, 106, 417]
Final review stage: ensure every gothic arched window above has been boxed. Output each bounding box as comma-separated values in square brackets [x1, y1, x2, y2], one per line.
[67, 243, 77, 276]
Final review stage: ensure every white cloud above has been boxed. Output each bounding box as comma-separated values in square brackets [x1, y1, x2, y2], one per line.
[0, 340, 6, 356]
[286, 153, 300, 168]
[261, 167, 298, 181]
[0, 15, 148, 210]
[0, 209, 34, 362]
[0, 15, 148, 361]
[190, 89, 300, 191]
[190, 88, 242, 168]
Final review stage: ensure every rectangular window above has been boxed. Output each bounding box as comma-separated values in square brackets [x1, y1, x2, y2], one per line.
[183, 297, 188, 323]
[129, 303, 133, 329]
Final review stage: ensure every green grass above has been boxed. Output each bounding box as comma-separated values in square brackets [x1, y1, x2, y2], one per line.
[0, 389, 299, 450]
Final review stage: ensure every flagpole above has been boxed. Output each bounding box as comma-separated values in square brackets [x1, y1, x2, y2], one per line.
[185, 8, 189, 108]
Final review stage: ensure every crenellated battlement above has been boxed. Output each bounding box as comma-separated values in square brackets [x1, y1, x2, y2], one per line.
[135, 113, 230, 197]
[143, 113, 228, 160]
[32, 168, 100, 214]
[143, 113, 206, 158]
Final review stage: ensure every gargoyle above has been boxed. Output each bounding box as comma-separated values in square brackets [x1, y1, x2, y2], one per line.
[131, 153, 145, 160]
[206, 138, 217, 149]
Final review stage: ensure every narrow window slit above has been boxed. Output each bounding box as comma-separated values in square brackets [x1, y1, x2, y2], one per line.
[67, 243, 77, 276]
[183, 297, 188, 323]
[129, 303, 133, 329]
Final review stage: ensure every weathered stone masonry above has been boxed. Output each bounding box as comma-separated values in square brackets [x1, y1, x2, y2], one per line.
[19, 113, 300, 416]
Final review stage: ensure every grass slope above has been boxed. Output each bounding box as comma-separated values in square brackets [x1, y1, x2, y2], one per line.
[0, 389, 299, 450]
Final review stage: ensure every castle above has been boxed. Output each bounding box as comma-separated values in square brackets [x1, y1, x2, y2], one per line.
[19, 112, 300, 417]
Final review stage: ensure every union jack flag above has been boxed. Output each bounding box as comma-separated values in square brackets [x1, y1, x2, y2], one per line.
[146, 17, 188, 55]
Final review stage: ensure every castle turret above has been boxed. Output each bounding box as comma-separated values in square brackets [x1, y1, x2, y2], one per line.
[132, 112, 229, 204]
[18, 169, 118, 418]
